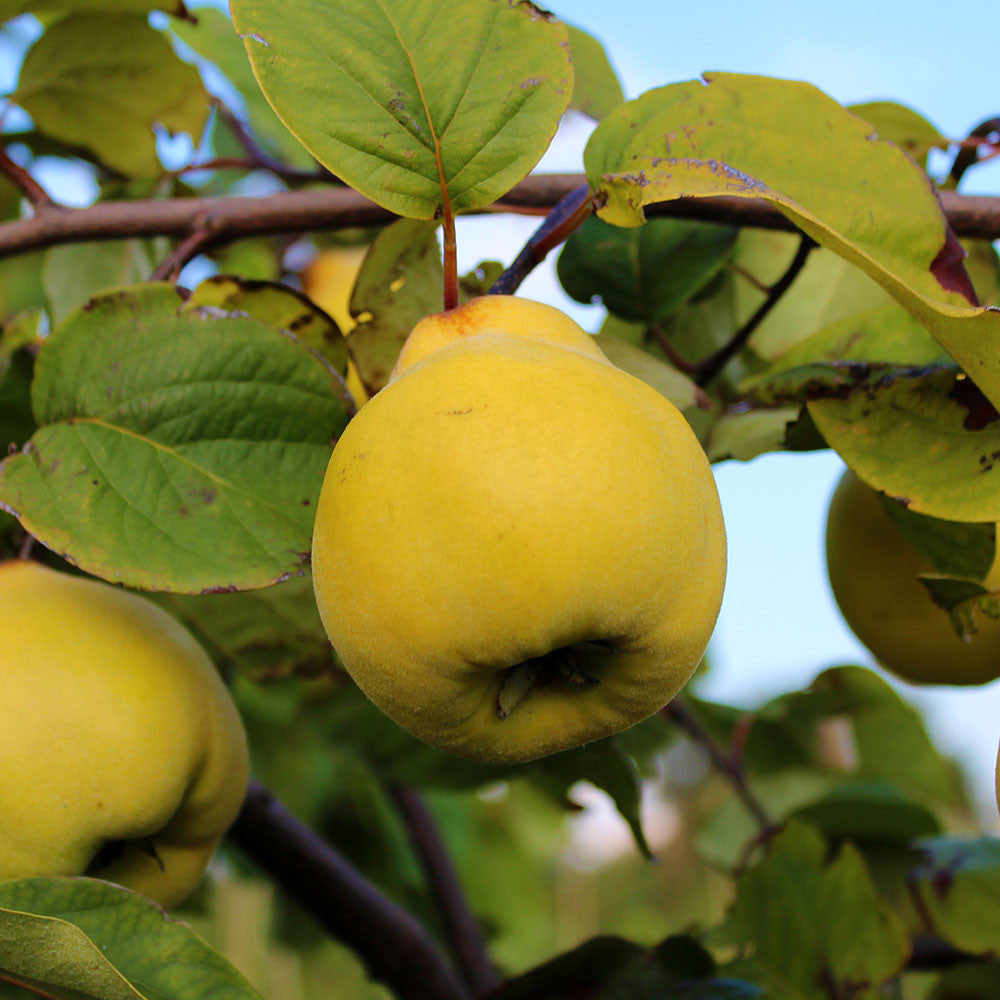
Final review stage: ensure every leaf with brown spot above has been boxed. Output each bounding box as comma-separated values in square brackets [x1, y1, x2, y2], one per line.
[585, 73, 1000, 414]
[808, 368, 1000, 521]
[187, 275, 352, 387]
[0, 284, 350, 593]
[910, 838, 1000, 955]
[347, 219, 443, 394]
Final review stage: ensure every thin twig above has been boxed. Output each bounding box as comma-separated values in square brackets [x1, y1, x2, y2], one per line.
[227, 781, 471, 1000]
[661, 696, 775, 833]
[0, 145, 57, 211]
[647, 322, 698, 375]
[214, 102, 333, 183]
[0, 176, 996, 259]
[150, 225, 221, 282]
[390, 786, 500, 997]
[695, 234, 816, 386]
[948, 117, 1000, 187]
[489, 183, 594, 295]
[174, 157, 327, 184]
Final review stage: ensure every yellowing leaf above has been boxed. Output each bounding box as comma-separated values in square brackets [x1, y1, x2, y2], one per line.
[584, 73, 1000, 413]
[14, 12, 208, 177]
[230, 0, 572, 218]
[808, 370, 1000, 521]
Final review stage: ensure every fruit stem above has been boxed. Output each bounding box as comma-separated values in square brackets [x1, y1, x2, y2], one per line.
[442, 199, 459, 311]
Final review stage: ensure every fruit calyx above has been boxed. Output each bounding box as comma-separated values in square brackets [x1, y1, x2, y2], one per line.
[496, 641, 611, 720]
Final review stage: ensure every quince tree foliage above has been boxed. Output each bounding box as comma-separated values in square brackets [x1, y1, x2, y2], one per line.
[0, 1, 999, 998]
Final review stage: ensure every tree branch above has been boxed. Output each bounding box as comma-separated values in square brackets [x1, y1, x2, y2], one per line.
[390, 785, 500, 997]
[150, 224, 223, 282]
[695, 234, 817, 386]
[0, 174, 996, 259]
[227, 781, 471, 1000]
[0, 144, 58, 212]
[661, 697, 775, 834]
[489, 182, 594, 295]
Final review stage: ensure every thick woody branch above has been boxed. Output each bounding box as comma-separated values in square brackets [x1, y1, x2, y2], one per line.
[0, 174, 997, 259]
[227, 781, 471, 1000]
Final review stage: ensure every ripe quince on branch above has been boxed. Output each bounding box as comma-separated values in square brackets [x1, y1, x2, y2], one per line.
[0, 561, 249, 907]
[826, 470, 1000, 686]
[311, 295, 727, 763]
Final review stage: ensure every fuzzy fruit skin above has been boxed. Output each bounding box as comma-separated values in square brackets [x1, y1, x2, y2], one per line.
[826, 470, 1000, 685]
[312, 296, 727, 763]
[0, 561, 249, 906]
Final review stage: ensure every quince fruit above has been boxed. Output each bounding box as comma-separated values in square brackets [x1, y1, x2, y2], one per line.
[302, 244, 369, 405]
[826, 469, 1000, 685]
[0, 561, 250, 907]
[311, 296, 727, 763]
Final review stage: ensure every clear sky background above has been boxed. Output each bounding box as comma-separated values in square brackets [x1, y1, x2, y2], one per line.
[3, 1, 1000, 817]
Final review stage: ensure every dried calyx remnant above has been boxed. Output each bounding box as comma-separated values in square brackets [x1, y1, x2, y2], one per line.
[496, 640, 616, 719]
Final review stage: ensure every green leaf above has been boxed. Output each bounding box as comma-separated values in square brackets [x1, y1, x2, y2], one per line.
[157, 572, 334, 680]
[711, 821, 908, 998]
[347, 219, 442, 393]
[230, 0, 572, 218]
[316, 681, 514, 790]
[585, 73, 1000, 413]
[0, 252, 47, 324]
[911, 837, 1000, 954]
[807, 369, 1000, 521]
[791, 781, 941, 843]
[755, 302, 950, 376]
[705, 406, 817, 462]
[594, 332, 706, 412]
[817, 842, 910, 987]
[557, 215, 737, 324]
[42, 241, 158, 328]
[770, 667, 964, 808]
[490, 935, 646, 1000]
[919, 575, 1000, 642]
[734, 236, 896, 363]
[595, 936, 766, 1000]
[565, 23, 624, 121]
[849, 100, 947, 168]
[0, 284, 349, 593]
[877, 494, 995, 579]
[1, 0, 188, 19]
[0, 877, 261, 1000]
[929, 961, 1000, 999]
[0, 330, 36, 455]
[187, 275, 352, 382]
[694, 666, 965, 869]
[168, 6, 315, 168]
[530, 738, 652, 859]
[14, 13, 209, 177]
